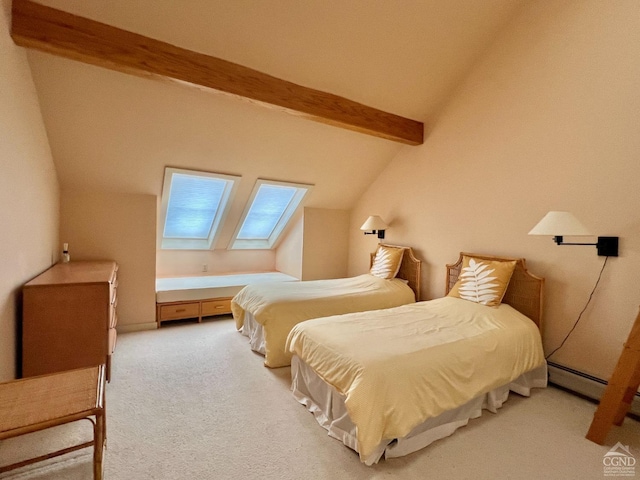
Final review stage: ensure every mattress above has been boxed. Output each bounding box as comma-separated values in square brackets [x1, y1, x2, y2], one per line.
[155, 272, 298, 303]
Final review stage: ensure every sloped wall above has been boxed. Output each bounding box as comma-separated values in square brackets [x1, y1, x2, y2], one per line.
[349, 0, 640, 382]
[0, 0, 59, 380]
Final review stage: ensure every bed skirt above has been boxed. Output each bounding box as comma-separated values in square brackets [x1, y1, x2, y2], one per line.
[290, 355, 548, 465]
[240, 311, 266, 355]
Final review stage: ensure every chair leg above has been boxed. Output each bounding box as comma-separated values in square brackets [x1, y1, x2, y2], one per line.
[93, 412, 105, 480]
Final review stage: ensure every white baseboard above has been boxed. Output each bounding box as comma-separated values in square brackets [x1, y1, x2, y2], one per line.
[548, 361, 640, 417]
[117, 322, 157, 333]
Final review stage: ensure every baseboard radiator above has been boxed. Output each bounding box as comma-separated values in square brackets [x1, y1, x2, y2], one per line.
[547, 361, 640, 417]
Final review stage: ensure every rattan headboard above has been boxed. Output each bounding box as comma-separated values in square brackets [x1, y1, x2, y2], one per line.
[445, 252, 544, 330]
[370, 244, 422, 301]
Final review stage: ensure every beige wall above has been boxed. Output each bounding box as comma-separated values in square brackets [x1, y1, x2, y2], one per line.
[349, 0, 640, 382]
[276, 212, 303, 279]
[301, 208, 350, 280]
[157, 249, 276, 277]
[60, 190, 157, 329]
[0, 1, 59, 381]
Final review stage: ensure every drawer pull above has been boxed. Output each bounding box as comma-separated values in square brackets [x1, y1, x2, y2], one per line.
[176, 308, 186, 313]
[215, 305, 223, 309]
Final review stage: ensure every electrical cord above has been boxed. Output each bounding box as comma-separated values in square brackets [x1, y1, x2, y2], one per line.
[545, 255, 609, 360]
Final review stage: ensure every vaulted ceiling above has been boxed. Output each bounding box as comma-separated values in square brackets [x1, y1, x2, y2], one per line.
[23, 0, 525, 211]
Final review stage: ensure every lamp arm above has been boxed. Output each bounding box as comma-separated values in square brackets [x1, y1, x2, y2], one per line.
[552, 236, 618, 256]
[363, 229, 385, 239]
[555, 241, 598, 246]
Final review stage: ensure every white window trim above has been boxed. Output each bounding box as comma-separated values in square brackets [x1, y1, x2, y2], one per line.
[230, 179, 312, 250]
[160, 167, 240, 250]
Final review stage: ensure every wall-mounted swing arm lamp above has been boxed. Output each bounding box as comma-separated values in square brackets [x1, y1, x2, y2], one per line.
[528, 211, 618, 257]
[360, 215, 388, 239]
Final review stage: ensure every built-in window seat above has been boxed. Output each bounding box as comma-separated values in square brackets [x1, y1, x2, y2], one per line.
[155, 272, 298, 327]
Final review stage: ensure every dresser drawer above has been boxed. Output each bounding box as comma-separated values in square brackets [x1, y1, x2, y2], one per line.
[159, 302, 200, 321]
[201, 298, 232, 316]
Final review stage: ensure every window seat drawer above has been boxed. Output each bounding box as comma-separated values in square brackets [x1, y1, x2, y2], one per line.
[158, 302, 200, 322]
[201, 298, 232, 317]
[156, 297, 233, 327]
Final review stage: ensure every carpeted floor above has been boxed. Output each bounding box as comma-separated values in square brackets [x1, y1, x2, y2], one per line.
[1, 316, 638, 480]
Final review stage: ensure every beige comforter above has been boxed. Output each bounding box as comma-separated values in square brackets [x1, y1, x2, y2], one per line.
[232, 274, 415, 368]
[286, 296, 545, 462]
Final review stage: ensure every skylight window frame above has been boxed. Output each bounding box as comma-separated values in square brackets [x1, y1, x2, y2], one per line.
[230, 179, 312, 250]
[160, 167, 240, 250]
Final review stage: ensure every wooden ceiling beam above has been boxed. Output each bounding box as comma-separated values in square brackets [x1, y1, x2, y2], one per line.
[11, 0, 424, 145]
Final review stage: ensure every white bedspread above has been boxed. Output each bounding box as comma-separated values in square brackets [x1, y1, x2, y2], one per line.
[232, 274, 415, 367]
[286, 296, 545, 462]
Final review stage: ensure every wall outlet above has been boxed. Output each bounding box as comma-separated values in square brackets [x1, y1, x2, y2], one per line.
[202, 264, 208, 272]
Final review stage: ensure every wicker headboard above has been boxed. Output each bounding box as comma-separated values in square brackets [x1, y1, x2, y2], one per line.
[370, 244, 422, 301]
[445, 252, 544, 330]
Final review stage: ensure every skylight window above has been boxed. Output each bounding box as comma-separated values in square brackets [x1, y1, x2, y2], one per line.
[231, 179, 312, 250]
[160, 168, 240, 250]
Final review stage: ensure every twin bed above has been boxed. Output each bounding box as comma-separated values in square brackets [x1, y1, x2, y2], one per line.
[229, 248, 546, 464]
[231, 244, 421, 367]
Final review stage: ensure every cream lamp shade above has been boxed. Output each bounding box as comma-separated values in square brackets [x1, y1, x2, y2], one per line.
[360, 215, 388, 232]
[528, 211, 592, 236]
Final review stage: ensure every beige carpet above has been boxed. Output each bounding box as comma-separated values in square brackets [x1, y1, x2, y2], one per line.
[1, 316, 638, 480]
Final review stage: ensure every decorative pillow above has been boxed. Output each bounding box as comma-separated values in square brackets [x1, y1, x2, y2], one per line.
[447, 256, 517, 307]
[370, 245, 405, 279]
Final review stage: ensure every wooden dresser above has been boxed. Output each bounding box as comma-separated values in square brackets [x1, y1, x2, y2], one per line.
[22, 261, 118, 381]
